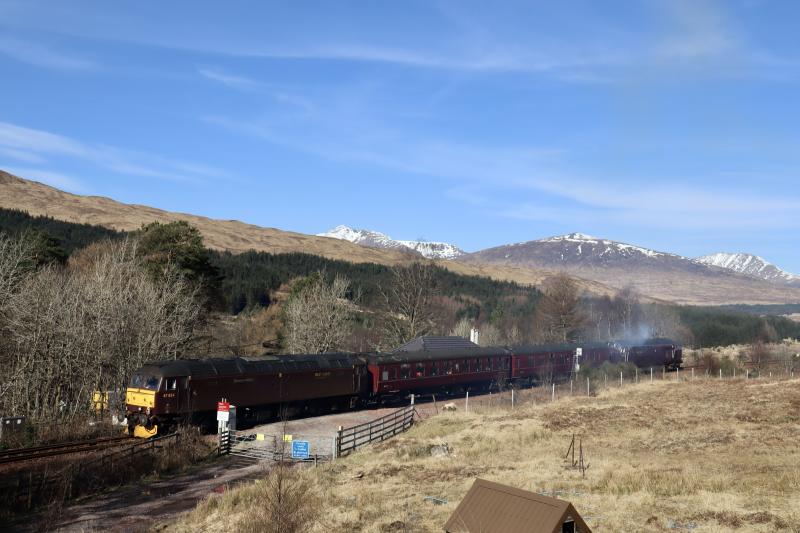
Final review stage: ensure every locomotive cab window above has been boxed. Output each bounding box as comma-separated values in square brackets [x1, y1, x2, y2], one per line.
[130, 374, 161, 391]
[165, 377, 177, 390]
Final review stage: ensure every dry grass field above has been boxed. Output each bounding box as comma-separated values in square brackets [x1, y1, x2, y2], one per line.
[169, 377, 800, 532]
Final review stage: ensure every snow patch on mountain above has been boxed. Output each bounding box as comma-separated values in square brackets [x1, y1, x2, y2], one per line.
[538, 233, 675, 259]
[695, 252, 800, 285]
[317, 225, 465, 259]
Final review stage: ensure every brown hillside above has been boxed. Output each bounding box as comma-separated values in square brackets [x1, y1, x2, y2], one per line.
[0, 170, 613, 296]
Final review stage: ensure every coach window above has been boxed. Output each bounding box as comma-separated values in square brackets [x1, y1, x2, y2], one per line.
[431, 362, 439, 376]
[465, 359, 471, 373]
[453, 362, 460, 373]
[401, 364, 411, 379]
[416, 363, 425, 377]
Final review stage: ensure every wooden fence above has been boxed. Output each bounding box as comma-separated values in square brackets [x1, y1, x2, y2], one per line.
[335, 405, 417, 458]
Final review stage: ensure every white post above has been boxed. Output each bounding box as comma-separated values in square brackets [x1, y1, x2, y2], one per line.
[551, 383, 555, 402]
[769, 371, 772, 379]
[511, 389, 515, 409]
[734, 368, 736, 378]
[719, 368, 722, 379]
[465, 391, 469, 413]
[604, 373, 607, 388]
[650, 367, 653, 383]
[620, 372, 623, 386]
[587, 377, 590, 397]
[691, 368, 694, 380]
[746, 369, 749, 380]
[570, 380, 573, 395]
[410, 393, 415, 406]
[635, 368, 638, 383]
[676, 368, 680, 381]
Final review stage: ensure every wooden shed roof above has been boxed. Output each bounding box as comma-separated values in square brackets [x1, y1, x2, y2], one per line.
[444, 479, 592, 533]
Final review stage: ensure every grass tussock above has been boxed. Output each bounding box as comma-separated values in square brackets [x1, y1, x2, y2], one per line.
[171, 377, 800, 532]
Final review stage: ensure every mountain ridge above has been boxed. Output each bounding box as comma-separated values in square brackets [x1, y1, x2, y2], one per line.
[695, 252, 800, 287]
[317, 225, 465, 259]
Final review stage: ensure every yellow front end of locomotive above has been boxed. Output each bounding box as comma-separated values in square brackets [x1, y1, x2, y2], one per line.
[126, 387, 156, 409]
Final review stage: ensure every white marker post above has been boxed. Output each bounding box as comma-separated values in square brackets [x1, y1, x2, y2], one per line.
[465, 391, 469, 413]
[650, 367, 653, 383]
[551, 383, 555, 402]
[619, 372, 623, 387]
[511, 389, 515, 409]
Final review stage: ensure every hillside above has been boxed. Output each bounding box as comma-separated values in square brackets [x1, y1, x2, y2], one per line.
[4, 170, 798, 305]
[459, 233, 800, 305]
[170, 376, 800, 532]
[0, 170, 614, 298]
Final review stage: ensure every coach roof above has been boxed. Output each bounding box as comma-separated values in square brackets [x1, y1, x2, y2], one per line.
[136, 353, 362, 378]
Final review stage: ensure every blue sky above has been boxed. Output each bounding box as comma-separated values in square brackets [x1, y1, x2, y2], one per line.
[1, 1, 799, 271]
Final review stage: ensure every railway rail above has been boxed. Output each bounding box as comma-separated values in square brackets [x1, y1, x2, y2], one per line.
[0, 435, 133, 465]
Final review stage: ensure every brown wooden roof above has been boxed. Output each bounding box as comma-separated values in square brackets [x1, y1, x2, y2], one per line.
[444, 479, 592, 533]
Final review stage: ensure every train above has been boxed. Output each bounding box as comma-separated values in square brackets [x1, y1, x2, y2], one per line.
[125, 336, 682, 436]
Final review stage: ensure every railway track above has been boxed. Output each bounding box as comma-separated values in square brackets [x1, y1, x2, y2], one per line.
[0, 435, 133, 465]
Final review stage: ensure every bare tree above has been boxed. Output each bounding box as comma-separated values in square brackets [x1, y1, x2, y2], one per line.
[1, 238, 202, 420]
[533, 273, 585, 343]
[380, 262, 439, 348]
[449, 317, 472, 338]
[749, 341, 772, 374]
[283, 273, 353, 354]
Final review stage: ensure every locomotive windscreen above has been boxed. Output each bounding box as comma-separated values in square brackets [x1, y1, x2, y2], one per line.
[130, 374, 161, 390]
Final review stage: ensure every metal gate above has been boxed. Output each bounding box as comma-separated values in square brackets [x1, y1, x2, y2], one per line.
[220, 430, 334, 463]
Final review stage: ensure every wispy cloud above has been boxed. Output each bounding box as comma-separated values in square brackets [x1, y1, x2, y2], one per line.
[0, 146, 45, 163]
[0, 121, 229, 184]
[208, 108, 799, 231]
[0, 36, 95, 70]
[197, 67, 260, 91]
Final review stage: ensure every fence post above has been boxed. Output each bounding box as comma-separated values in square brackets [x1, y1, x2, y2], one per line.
[619, 372, 623, 387]
[511, 389, 515, 409]
[719, 368, 722, 380]
[635, 368, 638, 383]
[410, 394, 415, 406]
[465, 391, 469, 413]
[335, 426, 343, 459]
[746, 369, 749, 380]
[650, 367, 653, 383]
[570, 380, 573, 395]
[676, 368, 680, 382]
[551, 383, 555, 402]
[586, 377, 590, 397]
[734, 368, 736, 379]
[692, 368, 694, 380]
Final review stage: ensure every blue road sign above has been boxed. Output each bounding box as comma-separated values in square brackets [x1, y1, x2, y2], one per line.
[291, 440, 309, 459]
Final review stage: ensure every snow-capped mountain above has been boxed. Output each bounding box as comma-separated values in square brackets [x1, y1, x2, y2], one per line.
[695, 253, 800, 287]
[457, 232, 800, 304]
[317, 225, 465, 259]
[463, 232, 685, 268]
